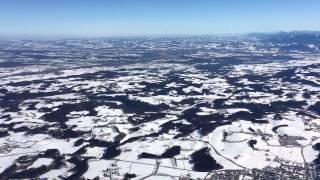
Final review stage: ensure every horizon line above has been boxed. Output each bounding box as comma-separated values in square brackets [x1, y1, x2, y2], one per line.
[0, 30, 319, 40]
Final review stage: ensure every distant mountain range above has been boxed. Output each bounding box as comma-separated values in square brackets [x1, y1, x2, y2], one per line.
[248, 31, 320, 52]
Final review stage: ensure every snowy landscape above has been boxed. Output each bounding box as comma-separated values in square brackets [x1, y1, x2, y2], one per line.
[0, 32, 320, 179]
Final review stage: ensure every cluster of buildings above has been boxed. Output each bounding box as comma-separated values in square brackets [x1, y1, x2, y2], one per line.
[278, 135, 306, 147]
[189, 162, 319, 180]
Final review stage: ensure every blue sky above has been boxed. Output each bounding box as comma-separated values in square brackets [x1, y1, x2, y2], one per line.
[0, 0, 320, 36]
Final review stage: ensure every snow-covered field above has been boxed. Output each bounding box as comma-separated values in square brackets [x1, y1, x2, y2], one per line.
[0, 36, 320, 179]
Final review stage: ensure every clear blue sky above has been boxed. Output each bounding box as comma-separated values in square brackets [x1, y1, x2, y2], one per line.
[0, 0, 319, 36]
